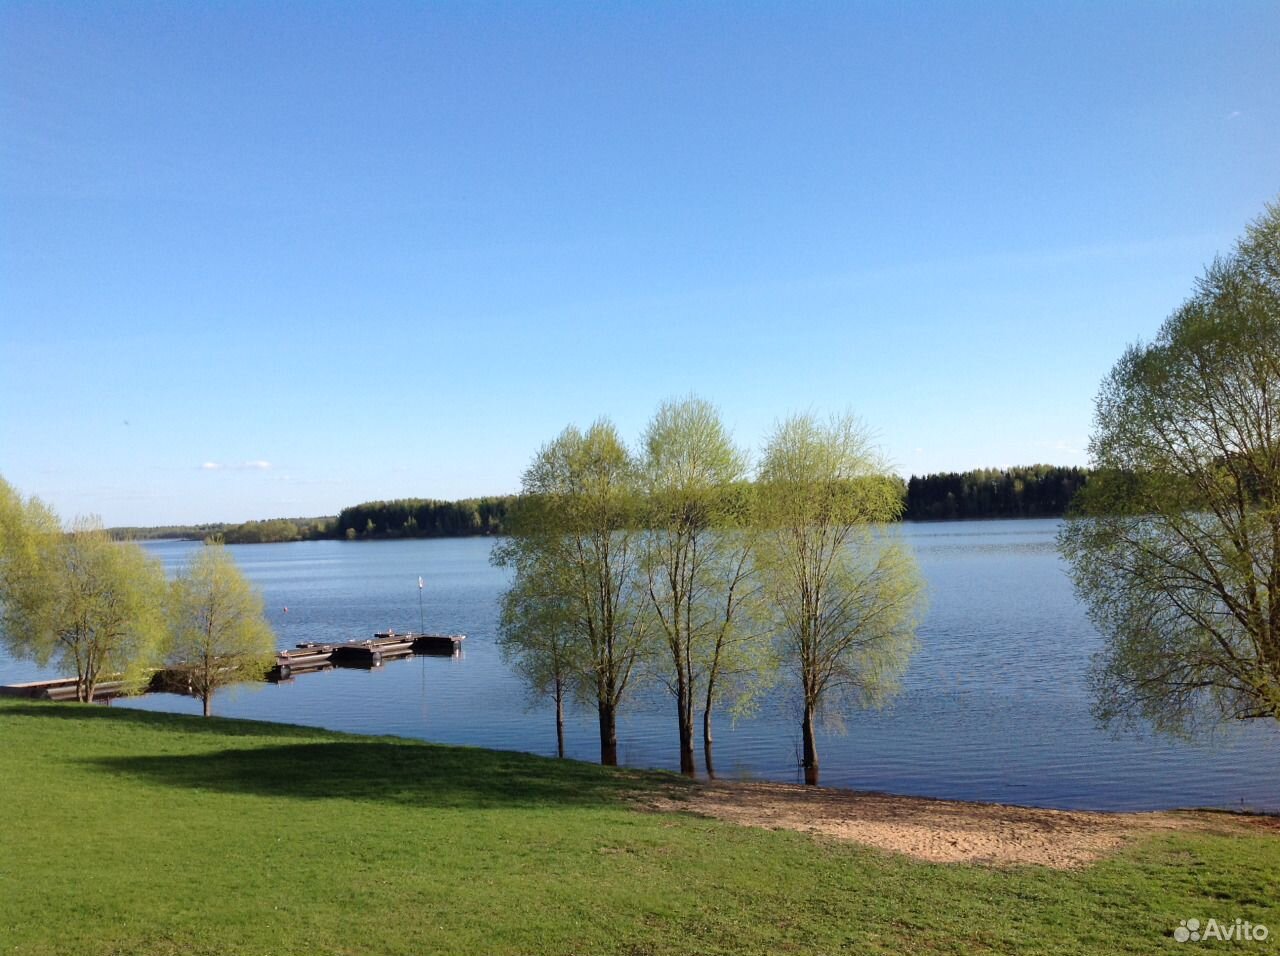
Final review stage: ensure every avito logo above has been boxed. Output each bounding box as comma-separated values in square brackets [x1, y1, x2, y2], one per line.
[1174, 918, 1269, 944]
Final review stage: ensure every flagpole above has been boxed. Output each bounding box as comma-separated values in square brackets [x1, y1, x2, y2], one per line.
[417, 576, 425, 634]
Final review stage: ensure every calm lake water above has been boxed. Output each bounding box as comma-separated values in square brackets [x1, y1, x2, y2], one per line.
[4, 519, 1279, 812]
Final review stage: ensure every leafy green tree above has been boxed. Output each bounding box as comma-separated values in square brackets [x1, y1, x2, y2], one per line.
[755, 414, 924, 785]
[1061, 200, 1280, 735]
[640, 397, 769, 775]
[695, 487, 774, 778]
[0, 480, 169, 701]
[0, 478, 61, 657]
[49, 520, 170, 701]
[168, 541, 277, 716]
[496, 544, 579, 757]
[493, 421, 649, 766]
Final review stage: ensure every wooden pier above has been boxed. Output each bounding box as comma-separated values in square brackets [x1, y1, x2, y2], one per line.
[0, 677, 131, 703]
[0, 631, 466, 701]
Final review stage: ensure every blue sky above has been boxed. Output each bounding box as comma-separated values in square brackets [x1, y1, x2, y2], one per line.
[2, 2, 1277, 526]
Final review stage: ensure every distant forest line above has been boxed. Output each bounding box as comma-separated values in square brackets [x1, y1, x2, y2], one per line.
[108, 466, 1088, 544]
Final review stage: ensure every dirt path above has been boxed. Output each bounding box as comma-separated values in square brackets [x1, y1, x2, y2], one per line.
[636, 779, 1271, 868]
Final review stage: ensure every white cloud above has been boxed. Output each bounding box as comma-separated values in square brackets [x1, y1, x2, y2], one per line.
[200, 460, 272, 472]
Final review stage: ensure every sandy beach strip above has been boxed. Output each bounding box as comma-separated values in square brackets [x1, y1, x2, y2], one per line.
[635, 779, 1277, 868]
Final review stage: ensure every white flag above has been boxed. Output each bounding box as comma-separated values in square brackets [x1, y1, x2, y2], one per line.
[418, 576, 424, 590]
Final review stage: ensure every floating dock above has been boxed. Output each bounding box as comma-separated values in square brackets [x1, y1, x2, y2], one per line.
[269, 632, 465, 682]
[0, 631, 466, 701]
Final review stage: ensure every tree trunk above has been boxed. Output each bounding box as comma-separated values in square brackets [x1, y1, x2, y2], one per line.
[676, 674, 695, 776]
[202, 693, 212, 718]
[702, 705, 716, 779]
[555, 682, 565, 759]
[598, 700, 618, 766]
[801, 702, 819, 786]
[78, 655, 93, 703]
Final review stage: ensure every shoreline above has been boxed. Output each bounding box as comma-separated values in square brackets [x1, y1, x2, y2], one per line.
[18, 697, 1276, 869]
[637, 776, 1278, 868]
[113, 512, 1074, 544]
[6, 693, 1278, 827]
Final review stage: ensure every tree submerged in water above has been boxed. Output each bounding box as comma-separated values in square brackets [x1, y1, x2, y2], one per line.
[639, 397, 770, 777]
[493, 421, 650, 766]
[494, 407, 924, 782]
[755, 413, 924, 786]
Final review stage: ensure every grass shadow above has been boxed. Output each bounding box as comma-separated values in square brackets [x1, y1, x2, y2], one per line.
[0, 700, 326, 738]
[4, 699, 691, 810]
[87, 741, 681, 810]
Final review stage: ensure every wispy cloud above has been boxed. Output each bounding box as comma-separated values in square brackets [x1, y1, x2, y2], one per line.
[1228, 110, 1242, 119]
[1033, 438, 1084, 458]
[200, 460, 273, 471]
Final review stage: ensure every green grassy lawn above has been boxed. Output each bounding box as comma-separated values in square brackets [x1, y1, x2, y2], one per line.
[1, 698, 1276, 955]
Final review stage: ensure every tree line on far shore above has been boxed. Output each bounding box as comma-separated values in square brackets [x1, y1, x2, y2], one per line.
[108, 467, 1094, 545]
[904, 465, 1089, 520]
[108, 517, 333, 544]
[332, 497, 510, 540]
[345, 467, 1090, 537]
